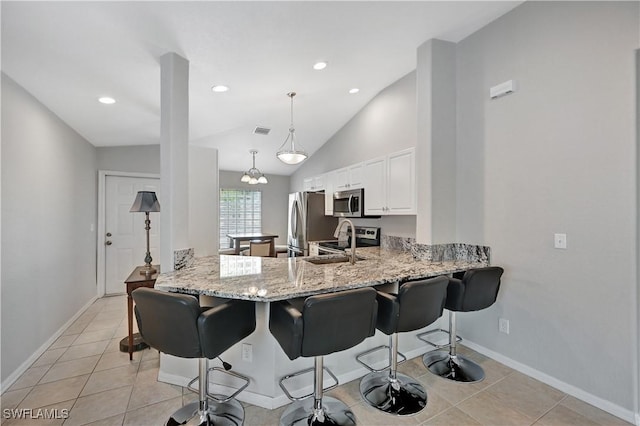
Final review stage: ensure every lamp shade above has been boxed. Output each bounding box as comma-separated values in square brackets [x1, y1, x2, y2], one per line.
[130, 191, 161, 213]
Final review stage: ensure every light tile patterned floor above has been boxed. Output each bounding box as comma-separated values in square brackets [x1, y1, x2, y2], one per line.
[1, 295, 631, 425]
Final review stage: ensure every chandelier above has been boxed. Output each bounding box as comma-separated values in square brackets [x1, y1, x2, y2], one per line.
[241, 150, 268, 185]
[276, 92, 308, 165]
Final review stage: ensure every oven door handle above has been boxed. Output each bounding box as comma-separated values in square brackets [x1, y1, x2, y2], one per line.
[348, 194, 354, 214]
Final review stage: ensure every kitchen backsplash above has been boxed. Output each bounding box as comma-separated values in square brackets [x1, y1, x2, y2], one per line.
[174, 247, 195, 270]
[382, 235, 491, 263]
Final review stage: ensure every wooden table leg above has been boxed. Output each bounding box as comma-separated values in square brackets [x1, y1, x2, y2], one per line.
[127, 292, 134, 361]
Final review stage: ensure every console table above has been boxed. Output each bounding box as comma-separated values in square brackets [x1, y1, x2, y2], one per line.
[121, 265, 159, 360]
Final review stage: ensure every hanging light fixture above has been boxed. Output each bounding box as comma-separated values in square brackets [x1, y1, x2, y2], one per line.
[241, 150, 268, 185]
[277, 92, 308, 165]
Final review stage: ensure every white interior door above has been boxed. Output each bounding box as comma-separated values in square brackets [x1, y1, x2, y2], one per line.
[105, 175, 160, 295]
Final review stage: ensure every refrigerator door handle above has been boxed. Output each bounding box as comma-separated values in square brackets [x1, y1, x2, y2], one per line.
[291, 200, 298, 238]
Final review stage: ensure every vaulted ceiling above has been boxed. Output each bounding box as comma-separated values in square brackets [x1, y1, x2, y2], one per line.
[2, 1, 521, 175]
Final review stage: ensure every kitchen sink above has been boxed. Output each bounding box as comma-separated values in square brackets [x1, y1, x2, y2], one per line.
[305, 256, 365, 265]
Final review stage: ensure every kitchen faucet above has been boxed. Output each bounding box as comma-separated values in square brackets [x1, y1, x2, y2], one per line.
[333, 219, 356, 265]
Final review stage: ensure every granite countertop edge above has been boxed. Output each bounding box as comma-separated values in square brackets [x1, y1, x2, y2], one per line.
[154, 247, 486, 302]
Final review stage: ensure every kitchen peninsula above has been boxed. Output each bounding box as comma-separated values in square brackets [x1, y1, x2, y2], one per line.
[154, 246, 487, 409]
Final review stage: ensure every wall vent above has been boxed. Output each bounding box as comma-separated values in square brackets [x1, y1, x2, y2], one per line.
[253, 126, 271, 135]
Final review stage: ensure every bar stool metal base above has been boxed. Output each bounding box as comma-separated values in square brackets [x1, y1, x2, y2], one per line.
[166, 396, 245, 426]
[359, 371, 427, 415]
[422, 351, 485, 383]
[280, 396, 355, 426]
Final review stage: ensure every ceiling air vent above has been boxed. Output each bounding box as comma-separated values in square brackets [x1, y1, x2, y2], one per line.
[253, 126, 271, 136]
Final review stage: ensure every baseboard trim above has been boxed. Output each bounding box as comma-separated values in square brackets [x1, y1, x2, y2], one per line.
[0, 295, 98, 393]
[462, 339, 636, 424]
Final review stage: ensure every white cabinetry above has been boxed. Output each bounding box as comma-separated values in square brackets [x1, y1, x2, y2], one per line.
[363, 148, 416, 215]
[324, 171, 335, 216]
[303, 174, 325, 192]
[334, 163, 363, 191]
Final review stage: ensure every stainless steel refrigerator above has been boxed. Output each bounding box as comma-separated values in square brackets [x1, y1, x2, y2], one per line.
[288, 192, 338, 257]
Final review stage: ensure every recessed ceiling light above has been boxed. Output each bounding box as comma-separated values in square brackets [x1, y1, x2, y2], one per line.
[313, 62, 328, 70]
[98, 97, 116, 104]
[211, 85, 229, 93]
[349, 88, 360, 94]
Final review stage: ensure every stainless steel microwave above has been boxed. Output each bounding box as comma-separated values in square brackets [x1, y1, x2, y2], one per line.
[333, 188, 365, 218]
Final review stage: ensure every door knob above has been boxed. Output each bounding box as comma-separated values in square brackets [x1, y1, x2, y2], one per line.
[105, 240, 112, 246]
[106, 232, 112, 237]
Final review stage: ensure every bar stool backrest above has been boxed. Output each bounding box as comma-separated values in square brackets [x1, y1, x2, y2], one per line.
[396, 276, 449, 333]
[133, 287, 203, 358]
[446, 266, 504, 312]
[301, 287, 378, 357]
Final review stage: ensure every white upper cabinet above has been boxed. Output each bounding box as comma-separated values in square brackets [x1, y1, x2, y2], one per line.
[363, 148, 416, 215]
[303, 174, 325, 192]
[324, 171, 335, 216]
[334, 163, 364, 191]
[362, 156, 386, 215]
[387, 148, 416, 214]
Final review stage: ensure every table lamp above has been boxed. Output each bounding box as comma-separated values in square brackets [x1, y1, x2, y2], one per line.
[130, 191, 160, 275]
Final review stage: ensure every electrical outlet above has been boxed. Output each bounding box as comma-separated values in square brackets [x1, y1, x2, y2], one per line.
[554, 233, 567, 249]
[241, 343, 253, 362]
[499, 318, 510, 334]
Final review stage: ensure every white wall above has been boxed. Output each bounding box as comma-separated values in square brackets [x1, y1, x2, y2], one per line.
[189, 146, 219, 256]
[456, 1, 638, 411]
[291, 71, 418, 237]
[219, 171, 290, 247]
[1, 74, 98, 383]
[97, 145, 160, 174]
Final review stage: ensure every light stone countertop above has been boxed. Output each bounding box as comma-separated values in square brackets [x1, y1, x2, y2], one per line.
[154, 247, 487, 302]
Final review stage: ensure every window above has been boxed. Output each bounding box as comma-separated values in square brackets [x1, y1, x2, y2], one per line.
[219, 189, 261, 248]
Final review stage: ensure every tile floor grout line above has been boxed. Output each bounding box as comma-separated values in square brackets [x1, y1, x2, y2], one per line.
[5, 295, 629, 426]
[529, 393, 569, 426]
[60, 302, 124, 426]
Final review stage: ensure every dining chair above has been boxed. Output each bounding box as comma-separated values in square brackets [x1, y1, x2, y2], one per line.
[249, 240, 273, 257]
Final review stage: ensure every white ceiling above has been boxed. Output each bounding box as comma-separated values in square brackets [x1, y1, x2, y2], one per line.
[1, 1, 521, 176]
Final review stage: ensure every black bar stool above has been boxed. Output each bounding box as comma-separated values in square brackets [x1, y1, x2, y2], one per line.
[357, 276, 449, 415]
[269, 287, 378, 426]
[132, 288, 256, 426]
[422, 266, 504, 383]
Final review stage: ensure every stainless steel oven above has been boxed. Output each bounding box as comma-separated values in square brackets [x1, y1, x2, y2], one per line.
[333, 188, 365, 218]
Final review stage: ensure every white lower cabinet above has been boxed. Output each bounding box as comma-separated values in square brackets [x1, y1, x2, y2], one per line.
[363, 148, 416, 215]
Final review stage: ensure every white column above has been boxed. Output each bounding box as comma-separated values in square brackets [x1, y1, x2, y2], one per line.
[160, 52, 190, 271]
[415, 39, 457, 245]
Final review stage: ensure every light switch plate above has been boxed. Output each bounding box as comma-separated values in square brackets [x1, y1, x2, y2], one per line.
[554, 233, 567, 249]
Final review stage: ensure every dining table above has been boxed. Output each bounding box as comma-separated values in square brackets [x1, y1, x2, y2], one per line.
[226, 232, 279, 256]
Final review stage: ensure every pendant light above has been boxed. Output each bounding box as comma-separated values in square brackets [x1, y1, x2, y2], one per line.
[277, 92, 308, 165]
[241, 150, 268, 185]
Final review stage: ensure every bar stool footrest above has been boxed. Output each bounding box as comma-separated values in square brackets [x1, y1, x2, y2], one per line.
[417, 328, 462, 349]
[186, 366, 251, 403]
[279, 366, 339, 401]
[355, 345, 406, 372]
